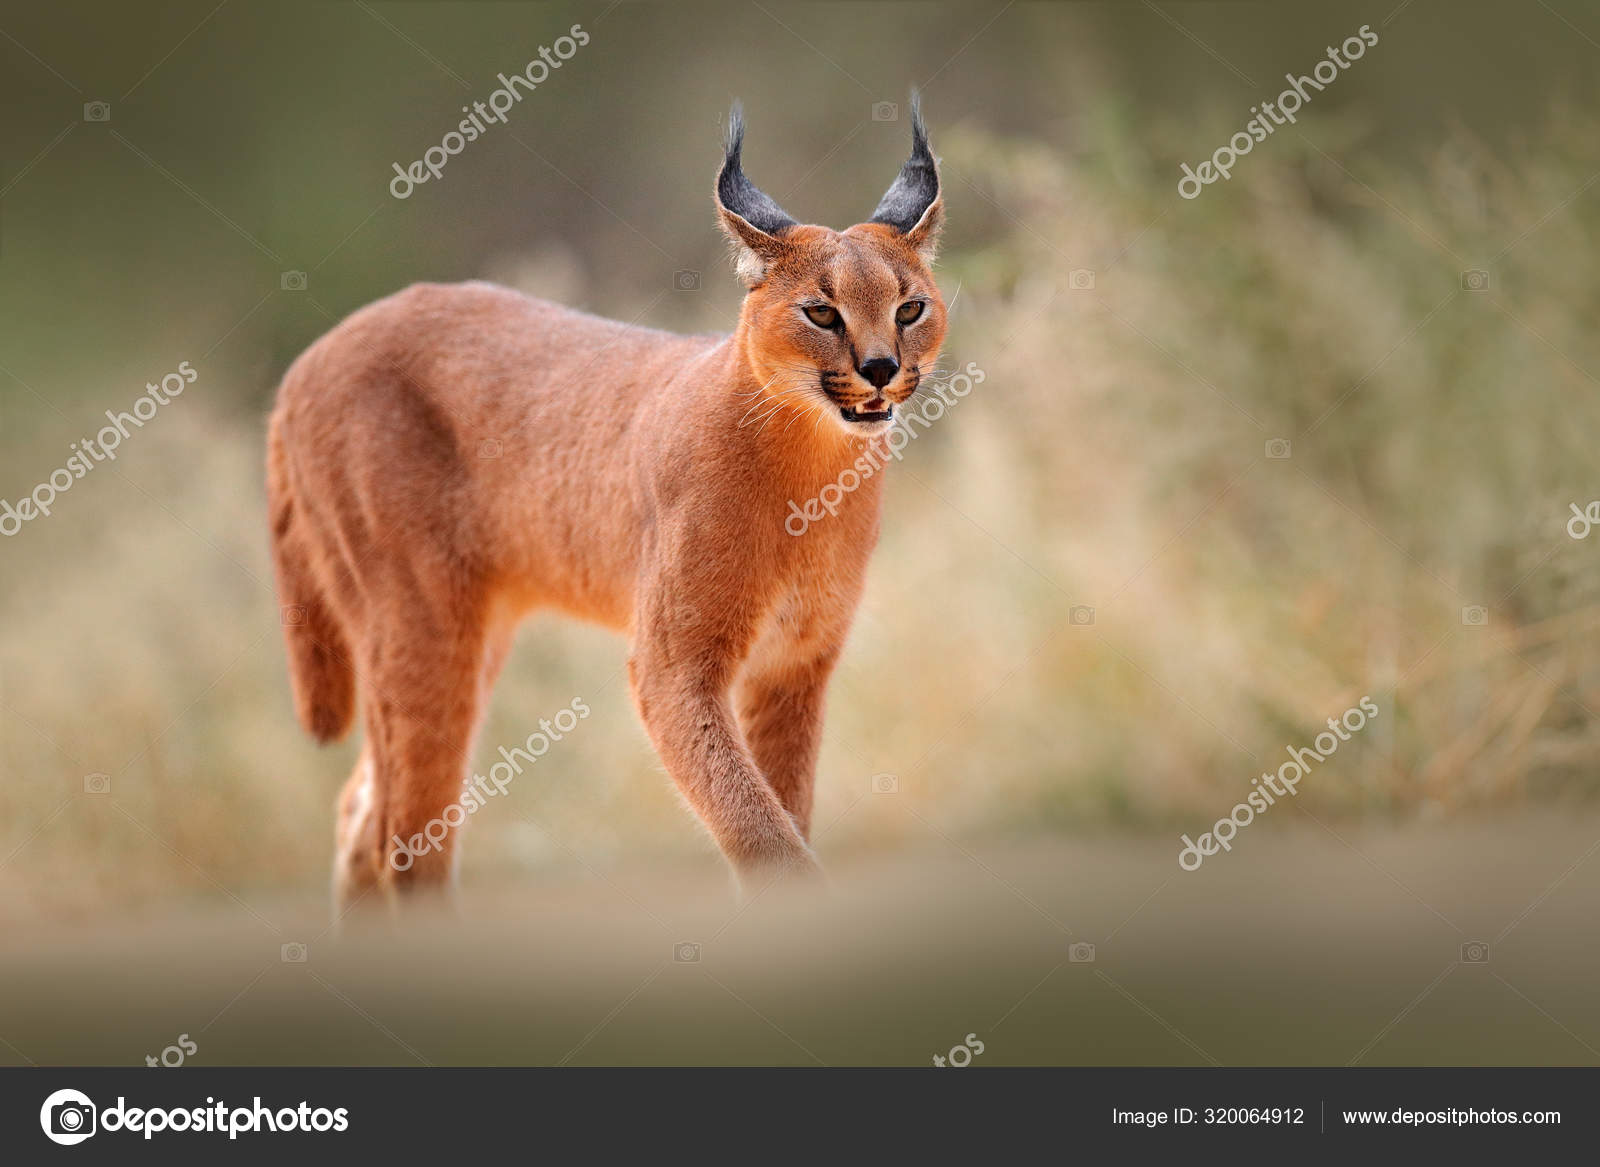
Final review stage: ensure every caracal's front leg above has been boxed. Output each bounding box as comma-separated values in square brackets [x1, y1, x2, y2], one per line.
[627, 586, 821, 886]
[735, 653, 838, 840]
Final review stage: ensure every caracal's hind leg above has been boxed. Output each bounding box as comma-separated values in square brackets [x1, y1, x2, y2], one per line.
[333, 742, 382, 914]
[354, 589, 493, 907]
[333, 612, 514, 915]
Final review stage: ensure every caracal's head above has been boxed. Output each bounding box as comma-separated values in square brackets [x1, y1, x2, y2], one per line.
[716, 96, 947, 438]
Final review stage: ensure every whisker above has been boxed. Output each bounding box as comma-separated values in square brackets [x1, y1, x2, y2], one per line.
[736, 373, 789, 425]
[787, 395, 832, 435]
[755, 397, 797, 437]
[741, 397, 789, 430]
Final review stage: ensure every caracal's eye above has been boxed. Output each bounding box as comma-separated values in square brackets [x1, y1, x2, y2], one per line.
[803, 304, 840, 329]
[895, 300, 925, 326]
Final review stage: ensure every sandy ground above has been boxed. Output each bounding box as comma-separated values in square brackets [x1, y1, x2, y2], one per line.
[4, 812, 1599, 1067]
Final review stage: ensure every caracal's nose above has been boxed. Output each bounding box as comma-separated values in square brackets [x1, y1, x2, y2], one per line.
[857, 357, 899, 389]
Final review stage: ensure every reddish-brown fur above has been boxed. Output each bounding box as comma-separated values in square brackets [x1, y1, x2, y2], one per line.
[268, 114, 945, 909]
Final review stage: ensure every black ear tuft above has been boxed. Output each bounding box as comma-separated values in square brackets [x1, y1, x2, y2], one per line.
[717, 102, 797, 235]
[869, 91, 940, 233]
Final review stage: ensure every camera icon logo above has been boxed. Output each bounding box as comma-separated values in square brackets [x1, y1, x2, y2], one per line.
[280, 604, 307, 627]
[1265, 438, 1292, 459]
[1461, 941, 1490, 963]
[281, 941, 308, 963]
[1069, 605, 1095, 626]
[1068, 941, 1096, 963]
[83, 102, 111, 123]
[1461, 270, 1490, 291]
[1461, 605, 1488, 627]
[1068, 268, 1096, 291]
[871, 772, 898, 794]
[40, 1088, 97, 1145]
[673, 270, 701, 291]
[674, 941, 701, 963]
[871, 101, 899, 122]
[281, 271, 308, 292]
[477, 438, 503, 459]
[83, 772, 110, 794]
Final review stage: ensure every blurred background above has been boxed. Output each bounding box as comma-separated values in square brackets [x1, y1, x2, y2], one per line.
[5, 0, 1600, 1066]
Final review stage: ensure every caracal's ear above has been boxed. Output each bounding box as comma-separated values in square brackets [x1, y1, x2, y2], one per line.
[869, 91, 943, 265]
[715, 102, 797, 288]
